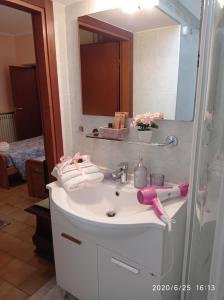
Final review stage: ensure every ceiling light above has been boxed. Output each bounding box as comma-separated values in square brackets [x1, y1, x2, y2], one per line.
[121, 0, 139, 14]
[140, 0, 159, 10]
[121, 0, 159, 14]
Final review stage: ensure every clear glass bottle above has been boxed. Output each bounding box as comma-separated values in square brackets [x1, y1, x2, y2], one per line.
[134, 156, 148, 188]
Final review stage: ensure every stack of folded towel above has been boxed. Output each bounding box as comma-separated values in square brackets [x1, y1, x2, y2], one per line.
[52, 153, 104, 192]
[0, 142, 10, 151]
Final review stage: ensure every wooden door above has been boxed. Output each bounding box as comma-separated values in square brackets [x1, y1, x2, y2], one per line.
[10, 66, 42, 140]
[80, 42, 120, 116]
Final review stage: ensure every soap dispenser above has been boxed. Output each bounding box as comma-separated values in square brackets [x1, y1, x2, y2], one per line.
[134, 155, 148, 189]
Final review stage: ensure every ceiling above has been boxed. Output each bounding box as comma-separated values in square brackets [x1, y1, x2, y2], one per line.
[54, 0, 201, 20]
[89, 7, 178, 33]
[0, 4, 32, 36]
[54, 0, 82, 5]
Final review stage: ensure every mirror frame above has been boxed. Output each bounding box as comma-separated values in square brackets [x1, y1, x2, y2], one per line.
[78, 15, 133, 117]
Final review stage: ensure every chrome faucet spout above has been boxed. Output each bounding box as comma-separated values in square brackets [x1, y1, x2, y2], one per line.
[112, 162, 128, 184]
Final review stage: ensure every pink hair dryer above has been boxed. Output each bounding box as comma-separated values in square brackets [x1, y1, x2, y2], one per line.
[137, 184, 189, 230]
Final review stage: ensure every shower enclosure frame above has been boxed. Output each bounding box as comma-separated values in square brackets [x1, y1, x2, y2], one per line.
[182, 0, 224, 299]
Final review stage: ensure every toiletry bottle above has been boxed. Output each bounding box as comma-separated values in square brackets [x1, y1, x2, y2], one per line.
[134, 156, 148, 189]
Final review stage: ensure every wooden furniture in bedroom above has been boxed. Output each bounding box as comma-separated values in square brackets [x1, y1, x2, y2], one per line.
[0, 155, 17, 189]
[26, 159, 48, 199]
[25, 203, 54, 261]
[10, 66, 42, 140]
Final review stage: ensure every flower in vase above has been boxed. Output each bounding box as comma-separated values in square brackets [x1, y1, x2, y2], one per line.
[131, 112, 164, 131]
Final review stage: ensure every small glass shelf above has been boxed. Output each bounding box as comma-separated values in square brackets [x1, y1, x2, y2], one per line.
[86, 134, 178, 147]
[86, 134, 125, 141]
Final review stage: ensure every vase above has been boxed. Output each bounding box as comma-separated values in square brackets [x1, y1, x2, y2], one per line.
[137, 130, 152, 143]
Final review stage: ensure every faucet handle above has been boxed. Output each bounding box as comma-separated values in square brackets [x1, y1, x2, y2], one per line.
[118, 162, 128, 170]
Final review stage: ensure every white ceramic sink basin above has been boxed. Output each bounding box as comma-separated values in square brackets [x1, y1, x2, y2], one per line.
[48, 180, 186, 235]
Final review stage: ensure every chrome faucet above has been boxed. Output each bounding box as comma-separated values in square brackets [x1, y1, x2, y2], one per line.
[112, 162, 128, 184]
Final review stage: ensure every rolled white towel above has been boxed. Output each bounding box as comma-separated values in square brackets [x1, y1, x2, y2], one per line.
[58, 160, 93, 174]
[59, 165, 100, 184]
[52, 161, 93, 177]
[52, 162, 100, 183]
[63, 172, 104, 192]
[0, 142, 10, 151]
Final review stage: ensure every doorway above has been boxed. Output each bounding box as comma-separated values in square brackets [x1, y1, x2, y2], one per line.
[0, 0, 63, 178]
[0, 0, 62, 297]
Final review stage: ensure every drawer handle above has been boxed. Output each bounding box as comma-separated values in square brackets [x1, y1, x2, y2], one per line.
[61, 233, 82, 245]
[111, 258, 140, 274]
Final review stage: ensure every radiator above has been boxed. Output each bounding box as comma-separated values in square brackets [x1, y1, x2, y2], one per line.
[0, 112, 17, 143]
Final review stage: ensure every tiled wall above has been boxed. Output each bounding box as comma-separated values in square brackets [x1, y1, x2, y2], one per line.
[53, 0, 194, 184]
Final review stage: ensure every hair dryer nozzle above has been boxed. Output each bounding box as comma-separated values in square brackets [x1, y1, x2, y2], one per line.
[179, 184, 189, 197]
[137, 189, 156, 205]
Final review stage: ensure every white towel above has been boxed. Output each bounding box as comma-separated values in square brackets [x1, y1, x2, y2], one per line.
[63, 172, 104, 192]
[0, 142, 10, 151]
[52, 157, 104, 191]
[56, 160, 93, 175]
[52, 163, 100, 183]
[60, 165, 99, 183]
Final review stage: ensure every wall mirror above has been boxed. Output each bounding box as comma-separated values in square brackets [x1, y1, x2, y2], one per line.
[78, 1, 201, 121]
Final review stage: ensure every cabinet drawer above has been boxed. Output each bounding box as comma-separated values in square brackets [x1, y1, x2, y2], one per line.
[98, 246, 161, 300]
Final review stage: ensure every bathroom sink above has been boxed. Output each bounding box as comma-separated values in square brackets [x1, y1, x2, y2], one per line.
[47, 180, 186, 235]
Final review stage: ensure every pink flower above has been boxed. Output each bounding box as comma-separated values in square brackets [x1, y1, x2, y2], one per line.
[131, 112, 164, 128]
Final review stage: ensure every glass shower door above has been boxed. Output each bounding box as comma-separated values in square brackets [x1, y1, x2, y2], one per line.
[186, 1, 224, 299]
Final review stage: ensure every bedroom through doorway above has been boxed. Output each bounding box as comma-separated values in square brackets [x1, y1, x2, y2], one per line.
[0, 5, 45, 190]
[0, 0, 63, 298]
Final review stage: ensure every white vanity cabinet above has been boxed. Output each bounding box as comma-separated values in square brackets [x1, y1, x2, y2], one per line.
[98, 246, 160, 300]
[50, 197, 186, 300]
[51, 207, 98, 300]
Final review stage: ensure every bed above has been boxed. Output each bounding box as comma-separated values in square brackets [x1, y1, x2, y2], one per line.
[0, 136, 45, 189]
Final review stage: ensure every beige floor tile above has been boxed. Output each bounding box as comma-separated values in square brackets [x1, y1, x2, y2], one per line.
[0, 184, 54, 297]
[28, 255, 54, 271]
[26, 196, 41, 203]
[13, 199, 34, 209]
[5, 194, 31, 206]
[0, 195, 10, 204]
[2, 220, 29, 236]
[8, 209, 36, 226]
[0, 250, 14, 269]
[0, 198, 8, 206]
[0, 213, 11, 223]
[19, 269, 55, 295]
[0, 232, 21, 252]
[15, 226, 35, 244]
[7, 240, 35, 262]
[16, 188, 29, 197]
[5, 196, 24, 206]
[4, 187, 22, 197]
[0, 191, 13, 201]
[0, 258, 36, 286]
[0, 280, 28, 300]
[0, 204, 19, 215]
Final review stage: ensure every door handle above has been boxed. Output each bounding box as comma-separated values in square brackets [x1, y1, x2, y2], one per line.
[15, 107, 24, 111]
[111, 258, 140, 274]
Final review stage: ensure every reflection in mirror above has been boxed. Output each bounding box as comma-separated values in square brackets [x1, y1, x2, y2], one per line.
[79, 1, 201, 121]
[79, 16, 133, 117]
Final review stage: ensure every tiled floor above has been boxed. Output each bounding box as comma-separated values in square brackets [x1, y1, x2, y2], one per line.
[29, 278, 77, 300]
[0, 184, 55, 300]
